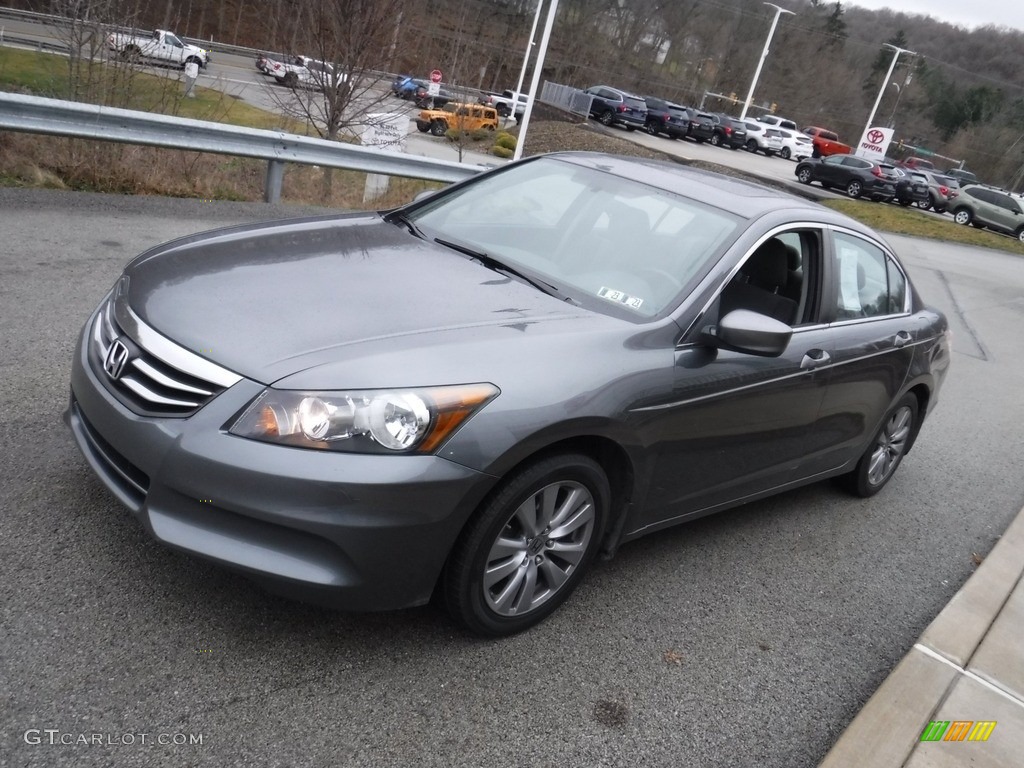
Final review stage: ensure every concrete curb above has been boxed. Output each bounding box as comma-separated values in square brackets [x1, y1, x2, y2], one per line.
[820, 503, 1024, 767]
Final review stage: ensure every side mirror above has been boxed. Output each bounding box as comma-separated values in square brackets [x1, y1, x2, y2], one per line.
[711, 309, 793, 357]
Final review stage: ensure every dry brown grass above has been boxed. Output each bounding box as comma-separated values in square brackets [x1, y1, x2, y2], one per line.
[0, 131, 442, 209]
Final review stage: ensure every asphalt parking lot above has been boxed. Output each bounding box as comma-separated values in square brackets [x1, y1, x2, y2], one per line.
[2, 187, 1023, 768]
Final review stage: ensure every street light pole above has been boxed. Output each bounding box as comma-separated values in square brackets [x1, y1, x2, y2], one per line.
[739, 3, 794, 121]
[513, 0, 559, 162]
[862, 44, 915, 138]
[512, 0, 543, 99]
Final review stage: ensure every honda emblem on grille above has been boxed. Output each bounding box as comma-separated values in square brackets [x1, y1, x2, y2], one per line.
[103, 339, 131, 381]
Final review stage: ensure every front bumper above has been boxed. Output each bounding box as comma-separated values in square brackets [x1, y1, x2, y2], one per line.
[64, 318, 496, 611]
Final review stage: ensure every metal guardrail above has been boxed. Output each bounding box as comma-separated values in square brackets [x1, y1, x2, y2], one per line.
[539, 82, 592, 117]
[0, 91, 481, 202]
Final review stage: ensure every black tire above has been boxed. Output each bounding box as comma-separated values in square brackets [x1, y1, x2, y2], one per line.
[953, 208, 972, 226]
[120, 45, 140, 62]
[282, 71, 298, 88]
[183, 56, 202, 70]
[745, 139, 758, 152]
[898, 199, 912, 206]
[496, 104, 510, 118]
[710, 133, 723, 147]
[779, 147, 791, 160]
[598, 110, 614, 127]
[429, 119, 447, 137]
[416, 122, 429, 133]
[840, 393, 918, 498]
[443, 454, 609, 636]
[645, 122, 658, 136]
[796, 167, 813, 184]
[846, 180, 863, 198]
[1017, 227, 1024, 243]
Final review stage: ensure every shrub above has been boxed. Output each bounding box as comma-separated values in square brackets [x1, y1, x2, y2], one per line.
[495, 132, 517, 150]
[492, 146, 514, 159]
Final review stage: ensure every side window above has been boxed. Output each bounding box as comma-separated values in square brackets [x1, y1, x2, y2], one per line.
[833, 233, 906, 320]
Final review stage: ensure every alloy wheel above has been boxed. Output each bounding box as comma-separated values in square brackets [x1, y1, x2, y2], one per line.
[867, 405, 913, 487]
[482, 480, 596, 617]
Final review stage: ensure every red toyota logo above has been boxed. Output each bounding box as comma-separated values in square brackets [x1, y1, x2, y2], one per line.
[867, 129, 884, 144]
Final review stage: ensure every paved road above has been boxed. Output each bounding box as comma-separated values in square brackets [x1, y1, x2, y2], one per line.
[1, 188, 1023, 767]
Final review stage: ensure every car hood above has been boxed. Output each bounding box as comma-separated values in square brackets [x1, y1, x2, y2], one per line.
[122, 214, 606, 386]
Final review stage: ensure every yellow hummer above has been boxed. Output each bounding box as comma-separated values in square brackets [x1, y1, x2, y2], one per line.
[415, 102, 499, 136]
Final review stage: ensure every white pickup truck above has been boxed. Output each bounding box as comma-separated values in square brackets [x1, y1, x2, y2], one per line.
[479, 89, 528, 118]
[107, 29, 209, 69]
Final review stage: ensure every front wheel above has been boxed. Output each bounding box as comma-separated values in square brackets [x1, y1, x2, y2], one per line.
[840, 393, 918, 497]
[443, 454, 609, 636]
[429, 119, 447, 136]
[953, 208, 972, 226]
[796, 167, 813, 184]
[1017, 227, 1024, 243]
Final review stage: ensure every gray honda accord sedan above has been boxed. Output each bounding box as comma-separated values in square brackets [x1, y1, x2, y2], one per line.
[66, 153, 950, 635]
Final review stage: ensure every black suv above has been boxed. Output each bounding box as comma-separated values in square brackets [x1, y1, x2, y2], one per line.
[683, 112, 745, 147]
[795, 154, 899, 201]
[584, 86, 647, 130]
[643, 97, 691, 139]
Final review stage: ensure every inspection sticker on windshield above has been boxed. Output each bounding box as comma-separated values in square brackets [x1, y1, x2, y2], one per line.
[597, 287, 644, 309]
[598, 288, 643, 309]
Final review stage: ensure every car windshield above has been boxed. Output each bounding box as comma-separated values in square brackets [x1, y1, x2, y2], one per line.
[404, 157, 740, 320]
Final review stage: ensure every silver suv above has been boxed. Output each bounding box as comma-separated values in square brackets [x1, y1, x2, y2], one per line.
[951, 186, 1024, 242]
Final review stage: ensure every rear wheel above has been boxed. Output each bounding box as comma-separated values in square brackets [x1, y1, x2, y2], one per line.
[779, 147, 791, 160]
[841, 393, 918, 497]
[745, 139, 758, 152]
[953, 208, 972, 225]
[710, 133, 723, 147]
[598, 110, 614, 126]
[282, 71, 298, 88]
[645, 122, 658, 136]
[1017, 226, 1024, 243]
[443, 454, 609, 636]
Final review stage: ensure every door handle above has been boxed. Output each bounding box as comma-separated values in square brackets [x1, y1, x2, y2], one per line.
[800, 349, 831, 370]
[893, 331, 912, 348]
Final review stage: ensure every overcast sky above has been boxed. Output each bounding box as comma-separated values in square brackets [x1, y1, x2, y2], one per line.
[847, 0, 1024, 32]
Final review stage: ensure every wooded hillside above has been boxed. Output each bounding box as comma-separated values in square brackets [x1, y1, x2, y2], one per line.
[11, 0, 1024, 187]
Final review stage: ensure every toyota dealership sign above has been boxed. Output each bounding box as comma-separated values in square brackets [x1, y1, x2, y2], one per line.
[854, 126, 895, 160]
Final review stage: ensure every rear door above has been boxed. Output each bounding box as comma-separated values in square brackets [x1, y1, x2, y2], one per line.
[811, 229, 918, 472]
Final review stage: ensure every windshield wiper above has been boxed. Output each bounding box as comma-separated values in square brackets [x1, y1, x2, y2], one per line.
[387, 211, 426, 240]
[433, 237, 573, 302]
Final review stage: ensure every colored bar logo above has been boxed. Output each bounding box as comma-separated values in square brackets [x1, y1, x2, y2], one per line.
[920, 720, 997, 742]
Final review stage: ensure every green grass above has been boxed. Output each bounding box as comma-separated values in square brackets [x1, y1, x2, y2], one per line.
[821, 199, 1024, 256]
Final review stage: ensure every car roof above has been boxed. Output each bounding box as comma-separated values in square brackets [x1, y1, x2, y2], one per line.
[544, 153, 878, 230]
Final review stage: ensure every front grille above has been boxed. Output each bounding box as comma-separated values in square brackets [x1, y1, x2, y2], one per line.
[89, 296, 240, 417]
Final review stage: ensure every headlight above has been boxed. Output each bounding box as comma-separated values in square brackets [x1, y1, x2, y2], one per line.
[228, 383, 499, 454]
